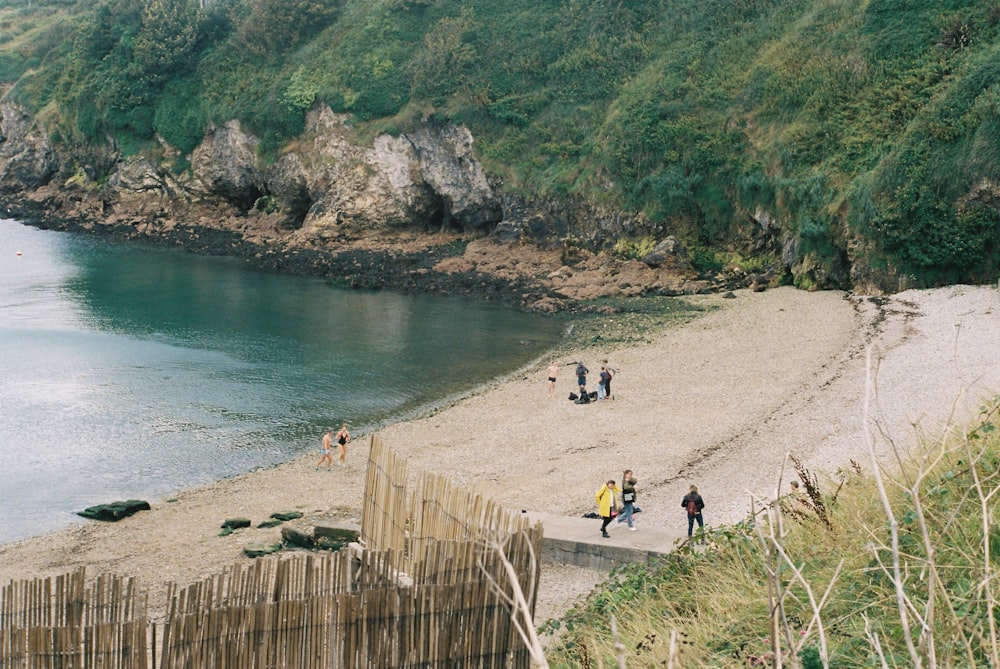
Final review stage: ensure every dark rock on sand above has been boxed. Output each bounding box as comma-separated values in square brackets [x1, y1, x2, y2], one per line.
[76, 500, 150, 522]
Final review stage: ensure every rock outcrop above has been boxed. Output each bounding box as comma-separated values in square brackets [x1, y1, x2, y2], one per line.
[0, 103, 58, 190]
[0, 102, 770, 309]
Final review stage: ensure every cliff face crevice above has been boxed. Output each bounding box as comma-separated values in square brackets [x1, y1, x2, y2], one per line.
[0, 102, 766, 310]
[0, 104, 58, 191]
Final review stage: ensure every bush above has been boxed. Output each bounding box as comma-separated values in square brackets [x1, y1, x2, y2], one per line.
[0, 50, 26, 81]
[154, 78, 206, 154]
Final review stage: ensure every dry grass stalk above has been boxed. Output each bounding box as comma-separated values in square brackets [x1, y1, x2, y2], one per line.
[863, 345, 924, 669]
[963, 398, 1000, 667]
[480, 532, 549, 668]
[750, 453, 841, 668]
[610, 616, 627, 669]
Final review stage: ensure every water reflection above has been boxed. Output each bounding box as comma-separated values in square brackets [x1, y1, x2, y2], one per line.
[0, 220, 561, 542]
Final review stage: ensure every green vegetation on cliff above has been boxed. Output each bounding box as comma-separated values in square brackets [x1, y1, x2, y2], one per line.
[544, 398, 1000, 667]
[2, 0, 1000, 289]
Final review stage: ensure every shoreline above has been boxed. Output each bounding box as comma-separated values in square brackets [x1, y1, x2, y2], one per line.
[3, 284, 1000, 624]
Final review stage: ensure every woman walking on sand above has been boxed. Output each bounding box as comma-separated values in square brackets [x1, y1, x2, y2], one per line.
[595, 479, 620, 538]
[335, 423, 351, 467]
[618, 470, 637, 530]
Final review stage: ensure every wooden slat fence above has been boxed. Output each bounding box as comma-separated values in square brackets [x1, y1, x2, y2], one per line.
[159, 550, 536, 668]
[361, 434, 542, 563]
[3, 435, 541, 668]
[360, 434, 411, 559]
[1, 568, 148, 669]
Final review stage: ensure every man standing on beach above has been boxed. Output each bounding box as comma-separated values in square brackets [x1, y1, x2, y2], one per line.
[682, 485, 705, 539]
[316, 428, 335, 470]
[546, 361, 559, 398]
[576, 362, 589, 396]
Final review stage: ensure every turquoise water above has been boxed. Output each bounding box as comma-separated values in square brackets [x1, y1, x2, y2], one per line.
[0, 220, 561, 543]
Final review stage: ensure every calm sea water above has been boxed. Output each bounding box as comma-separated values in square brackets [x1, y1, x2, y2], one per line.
[0, 220, 561, 543]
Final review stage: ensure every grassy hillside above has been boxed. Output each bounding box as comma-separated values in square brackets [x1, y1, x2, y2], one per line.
[542, 397, 1000, 667]
[2, 0, 1000, 288]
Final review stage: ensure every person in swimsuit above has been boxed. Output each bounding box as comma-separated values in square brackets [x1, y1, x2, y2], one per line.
[546, 361, 559, 398]
[316, 428, 335, 470]
[335, 422, 351, 467]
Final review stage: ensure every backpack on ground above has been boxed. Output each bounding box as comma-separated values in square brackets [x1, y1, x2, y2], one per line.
[686, 498, 699, 517]
[575, 391, 590, 404]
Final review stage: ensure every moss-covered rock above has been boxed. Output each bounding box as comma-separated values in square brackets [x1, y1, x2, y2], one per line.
[76, 500, 150, 522]
[221, 517, 252, 530]
[243, 541, 283, 558]
[257, 519, 284, 529]
[280, 525, 315, 549]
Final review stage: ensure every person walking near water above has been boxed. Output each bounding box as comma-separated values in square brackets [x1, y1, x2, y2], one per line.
[682, 484, 705, 539]
[335, 423, 351, 466]
[546, 361, 559, 398]
[618, 470, 637, 530]
[316, 428, 335, 470]
[595, 479, 620, 538]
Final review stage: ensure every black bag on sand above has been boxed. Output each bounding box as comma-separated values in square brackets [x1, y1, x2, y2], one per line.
[575, 392, 591, 404]
[568, 392, 579, 401]
[588, 391, 598, 400]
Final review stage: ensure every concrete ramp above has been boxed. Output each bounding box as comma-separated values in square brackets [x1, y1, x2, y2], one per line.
[525, 512, 689, 571]
[312, 514, 690, 572]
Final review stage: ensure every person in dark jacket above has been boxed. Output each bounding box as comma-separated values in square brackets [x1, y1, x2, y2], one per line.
[576, 362, 589, 396]
[681, 484, 705, 538]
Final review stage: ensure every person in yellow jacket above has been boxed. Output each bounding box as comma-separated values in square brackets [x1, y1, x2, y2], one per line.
[595, 479, 621, 538]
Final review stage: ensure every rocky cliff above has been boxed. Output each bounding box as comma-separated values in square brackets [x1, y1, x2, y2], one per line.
[0, 103, 769, 311]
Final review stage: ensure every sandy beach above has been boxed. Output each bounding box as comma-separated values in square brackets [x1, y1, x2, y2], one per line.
[3, 284, 1000, 623]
